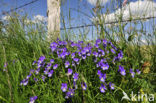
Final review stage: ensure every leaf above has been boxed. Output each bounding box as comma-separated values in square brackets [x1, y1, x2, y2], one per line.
[0, 95, 7, 102]
[128, 34, 135, 41]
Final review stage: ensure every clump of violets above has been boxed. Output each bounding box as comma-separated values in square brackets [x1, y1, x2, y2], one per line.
[20, 38, 140, 101]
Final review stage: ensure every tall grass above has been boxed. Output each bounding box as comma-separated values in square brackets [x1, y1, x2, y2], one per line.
[0, 3, 155, 102]
[0, 13, 49, 103]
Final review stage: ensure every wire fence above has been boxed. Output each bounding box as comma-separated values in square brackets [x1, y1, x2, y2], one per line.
[0, 0, 39, 16]
[60, 16, 156, 30]
[0, 0, 156, 31]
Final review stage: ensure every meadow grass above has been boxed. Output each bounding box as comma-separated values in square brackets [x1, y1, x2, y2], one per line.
[0, 13, 155, 103]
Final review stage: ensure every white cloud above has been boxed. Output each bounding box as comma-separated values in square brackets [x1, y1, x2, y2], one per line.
[33, 15, 47, 23]
[23, 15, 47, 24]
[24, 19, 32, 24]
[92, 0, 156, 23]
[141, 39, 147, 44]
[87, 0, 108, 6]
[2, 15, 11, 21]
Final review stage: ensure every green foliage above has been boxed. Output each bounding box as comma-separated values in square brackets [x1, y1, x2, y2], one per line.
[0, 11, 155, 103]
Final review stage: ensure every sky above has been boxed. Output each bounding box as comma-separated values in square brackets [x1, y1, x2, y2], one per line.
[0, 0, 47, 18]
[0, 0, 156, 41]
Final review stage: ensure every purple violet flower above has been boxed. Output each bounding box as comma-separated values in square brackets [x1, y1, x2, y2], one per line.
[81, 49, 86, 55]
[96, 39, 101, 44]
[84, 47, 90, 52]
[53, 64, 58, 69]
[130, 69, 135, 78]
[35, 68, 40, 75]
[71, 42, 76, 47]
[51, 46, 57, 52]
[41, 75, 46, 82]
[50, 59, 54, 64]
[32, 61, 36, 65]
[136, 69, 141, 74]
[33, 78, 38, 82]
[65, 52, 70, 56]
[65, 88, 75, 98]
[67, 68, 73, 75]
[44, 69, 49, 75]
[4, 62, 8, 68]
[20, 79, 29, 86]
[109, 82, 115, 90]
[48, 70, 54, 77]
[60, 52, 66, 59]
[37, 56, 45, 64]
[26, 73, 32, 79]
[29, 96, 37, 103]
[106, 50, 109, 54]
[112, 56, 118, 63]
[81, 82, 87, 90]
[73, 81, 78, 89]
[30, 69, 35, 74]
[111, 44, 117, 50]
[78, 52, 82, 56]
[78, 40, 83, 44]
[98, 49, 105, 56]
[108, 41, 112, 45]
[118, 50, 123, 60]
[101, 63, 109, 70]
[111, 49, 116, 54]
[72, 61, 75, 66]
[73, 72, 79, 81]
[97, 70, 102, 76]
[73, 58, 79, 63]
[118, 65, 126, 76]
[50, 42, 58, 47]
[87, 52, 91, 56]
[82, 55, 86, 59]
[94, 43, 99, 48]
[58, 41, 63, 45]
[99, 73, 106, 82]
[93, 51, 98, 57]
[100, 84, 107, 93]
[100, 59, 107, 63]
[65, 61, 70, 68]
[46, 63, 52, 70]
[103, 39, 107, 45]
[61, 83, 68, 92]
[71, 53, 75, 58]
[37, 57, 45, 68]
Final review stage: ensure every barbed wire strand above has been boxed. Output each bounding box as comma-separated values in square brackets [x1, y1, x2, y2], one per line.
[0, 0, 39, 16]
[60, 16, 156, 30]
[0, 0, 155, 31]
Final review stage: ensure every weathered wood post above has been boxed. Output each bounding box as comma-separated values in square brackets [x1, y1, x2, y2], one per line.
[47, 0, 60, 41]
